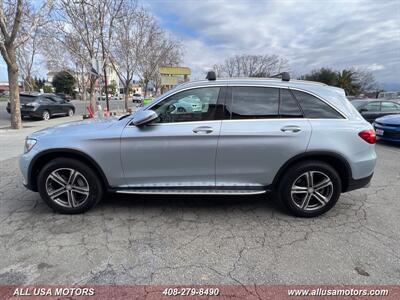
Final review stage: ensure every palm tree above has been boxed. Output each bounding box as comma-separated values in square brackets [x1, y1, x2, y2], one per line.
[336, 70, 360, 96]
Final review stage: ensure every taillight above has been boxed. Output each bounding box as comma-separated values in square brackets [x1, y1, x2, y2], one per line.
[358, 129, 376, 144]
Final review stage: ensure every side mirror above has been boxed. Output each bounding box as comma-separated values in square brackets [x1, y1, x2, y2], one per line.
[132, 110, 158, 126]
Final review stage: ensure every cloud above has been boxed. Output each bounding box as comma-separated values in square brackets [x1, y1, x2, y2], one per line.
[148, 0, 400, 86]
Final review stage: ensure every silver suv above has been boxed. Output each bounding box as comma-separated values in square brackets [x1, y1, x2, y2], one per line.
[20, 72, 377, 217]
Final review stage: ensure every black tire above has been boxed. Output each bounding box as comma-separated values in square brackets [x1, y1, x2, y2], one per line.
[37, 158, 103, 214]
[277, 160, 341, 218]
[41, 110, 50, 120]
[67, 108, 74, 117]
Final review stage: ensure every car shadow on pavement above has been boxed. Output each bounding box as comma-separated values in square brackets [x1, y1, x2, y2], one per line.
[376, 139, 400, 148]
[98, 192, 286, 214]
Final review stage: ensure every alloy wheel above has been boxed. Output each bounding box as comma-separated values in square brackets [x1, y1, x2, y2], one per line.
[290, 171, 333, 211]
[45, 168, 90, 208]
[68, 109, 74, 116]
[42, 111, 50, 120]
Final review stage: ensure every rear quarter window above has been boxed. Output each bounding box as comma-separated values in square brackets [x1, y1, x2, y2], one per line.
[292, 90, 344, 119]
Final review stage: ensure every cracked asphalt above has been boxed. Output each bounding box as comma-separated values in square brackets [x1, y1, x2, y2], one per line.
[0, 139, 399, 285]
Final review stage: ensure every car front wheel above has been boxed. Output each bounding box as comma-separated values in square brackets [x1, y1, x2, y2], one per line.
[42, 110, 50, 121]
[37, 158, 103, 214]
[67, 108, 74, 117]
[278, 161, 341, 217]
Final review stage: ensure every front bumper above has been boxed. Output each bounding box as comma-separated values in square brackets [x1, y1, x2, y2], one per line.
[20, 150, 37, 191]
[6, 106, 40, 117]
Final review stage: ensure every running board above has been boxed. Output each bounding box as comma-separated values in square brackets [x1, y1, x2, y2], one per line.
[115, 189, 267, 195]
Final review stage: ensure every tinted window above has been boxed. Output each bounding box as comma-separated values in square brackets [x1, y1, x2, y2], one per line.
[280, 89, 303, 118]
[152, 87, 221, 123]
[365, 102, 381, 111]
[19, 95, 39, 103]
[381, 101, 400, 111]
[51, 96, 64, 103]
[351, 100, 365, 109]
[292, 90, 343, 119]
[228, 87, 279, 119]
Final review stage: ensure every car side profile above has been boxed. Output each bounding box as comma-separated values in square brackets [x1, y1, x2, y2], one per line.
[7, 93, 75, 120]
[20, 72, 377, 217]
[351, 99, 400, 123]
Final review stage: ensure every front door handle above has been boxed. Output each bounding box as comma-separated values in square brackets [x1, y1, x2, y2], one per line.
[193, 126, 213, 134]
[281, 125, 301, 133]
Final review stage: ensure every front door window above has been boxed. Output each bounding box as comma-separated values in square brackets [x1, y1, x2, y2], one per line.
[151, 87, 221, 123]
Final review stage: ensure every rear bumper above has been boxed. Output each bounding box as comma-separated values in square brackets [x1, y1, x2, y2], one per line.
[345, 173, 373, 192]
[7, 107, 41, 118]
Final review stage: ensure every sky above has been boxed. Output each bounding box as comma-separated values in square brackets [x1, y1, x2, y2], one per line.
[145, 0, 400, 90]
[1, 0, 399, 90]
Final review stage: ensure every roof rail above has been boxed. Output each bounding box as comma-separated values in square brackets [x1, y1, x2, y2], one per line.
[270, 72, 290, 81]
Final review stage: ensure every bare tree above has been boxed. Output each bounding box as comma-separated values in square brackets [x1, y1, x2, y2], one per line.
[96, 0, 124, 111]
[50, 0, 102, 113]
[0, 0, 51, 129]
[49, 0, 125, 112]
[351, 67, 377, 92]
[109, 2, 141, 111]
[135, 14, 182, 97]
[214, 54, 289, 78]
[17, 25, 40, 91]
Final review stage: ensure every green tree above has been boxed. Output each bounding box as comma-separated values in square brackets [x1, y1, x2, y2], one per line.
[43, 85, 53, 93]
[336, 69, 360, 96]
[104, 80, 117, 95]
[52, 71, 75, 95]
[299, 68, 338, 86]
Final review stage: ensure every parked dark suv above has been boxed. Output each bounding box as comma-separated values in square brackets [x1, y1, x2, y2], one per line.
[6, 93, 75, 120]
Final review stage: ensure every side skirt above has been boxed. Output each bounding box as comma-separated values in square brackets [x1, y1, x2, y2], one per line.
[115, 187, 269, 196]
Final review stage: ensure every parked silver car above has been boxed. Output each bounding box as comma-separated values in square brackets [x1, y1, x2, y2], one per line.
[20, 72, 377, 217]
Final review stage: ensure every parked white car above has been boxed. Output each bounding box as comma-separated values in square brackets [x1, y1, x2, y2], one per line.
[132, 93, 143, 104]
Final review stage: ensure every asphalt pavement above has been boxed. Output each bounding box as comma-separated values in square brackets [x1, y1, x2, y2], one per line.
[0, 116, 399, 285]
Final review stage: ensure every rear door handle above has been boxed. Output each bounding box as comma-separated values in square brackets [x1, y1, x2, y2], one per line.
[193, 126, 213, 134]
[281, 125, 301, 133]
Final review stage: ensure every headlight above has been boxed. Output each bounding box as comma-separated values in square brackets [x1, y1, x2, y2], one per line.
[24, 138, 37, 153]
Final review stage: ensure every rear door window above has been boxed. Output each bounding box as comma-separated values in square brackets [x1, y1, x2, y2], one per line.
[292, 90, 343, 119]
[279, 89, 303, 118]
[227, 87, 279, 119]
[365, 102, 381, 111]
[381, 101, 400, 111]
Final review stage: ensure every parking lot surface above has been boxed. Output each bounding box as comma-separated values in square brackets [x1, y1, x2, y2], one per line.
[0, 117, 399, 285]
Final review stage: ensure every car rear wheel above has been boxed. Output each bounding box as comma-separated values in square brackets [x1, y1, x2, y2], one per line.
[37, 158, 103, 214]
[67, 108, 74, 117]
[42, 110, 50, 121]
[277, 161, 341, 217]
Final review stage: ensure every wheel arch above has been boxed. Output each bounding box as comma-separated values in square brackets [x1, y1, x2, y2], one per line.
[28, 149, 110, 192]
[271, 151, 352, 192]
